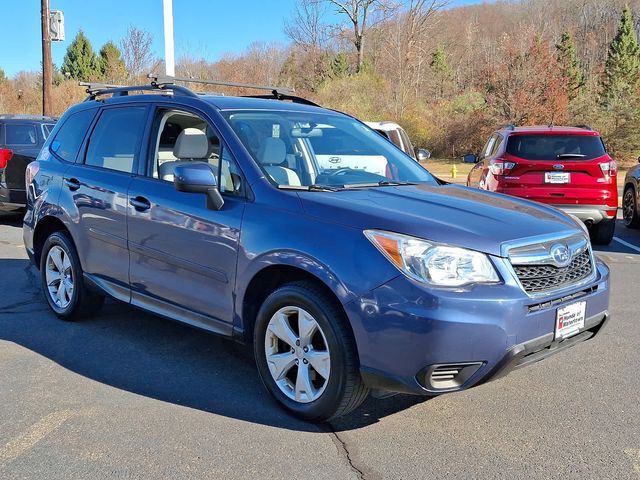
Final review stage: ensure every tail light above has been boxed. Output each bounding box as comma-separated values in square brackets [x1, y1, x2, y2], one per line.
[25, 161, 40, 187]
[489, 158, 516, 176]
[599, 160, 617, 177]
[0, 148, 13, 169]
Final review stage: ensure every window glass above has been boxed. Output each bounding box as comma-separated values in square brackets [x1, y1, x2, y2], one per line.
[387, 129, 403, 150]
[6, 124, 37, 145]
[490, 135, 503, 156]
[506, 135, 607, 161]
[85, 107, 147, 173]
[399, 128, 415, 156]
[50, 109, 96, 162]
[41, 123, 56, 139]
[152, 110, 243, 196]
[480, 135, 496, 159]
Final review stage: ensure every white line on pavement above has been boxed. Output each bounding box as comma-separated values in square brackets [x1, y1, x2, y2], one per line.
[625, 449, 640, 478]
[612, 236, 640, 254]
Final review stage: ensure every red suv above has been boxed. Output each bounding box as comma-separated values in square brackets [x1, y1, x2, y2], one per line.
[466, 125, 618, 245]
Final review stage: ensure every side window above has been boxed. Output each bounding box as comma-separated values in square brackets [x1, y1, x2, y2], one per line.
[480, 135, 497, 160]
[152, 109, 244, 196]
[490, 134, 503, 156]
[85, 107, 147, 174]
[6, 124, 37, 146]
[51, 109, 96, 162]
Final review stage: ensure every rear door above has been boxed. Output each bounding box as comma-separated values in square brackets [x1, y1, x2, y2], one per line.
[62, 105, 150, 299]
[502, 134, 611, 205]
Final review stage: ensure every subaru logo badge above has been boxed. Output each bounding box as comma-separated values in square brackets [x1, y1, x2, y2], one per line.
[329, 157, 341, 164]
[550, 243, 571, 268]
[553, 164, 565, 170]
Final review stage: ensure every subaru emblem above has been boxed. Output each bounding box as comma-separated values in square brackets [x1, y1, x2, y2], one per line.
[329, 157, 341, 164]
[553, 164, 565, 170]
[550, 243, 571, 268]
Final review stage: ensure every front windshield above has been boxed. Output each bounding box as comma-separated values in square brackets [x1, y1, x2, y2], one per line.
[221, 110, 436, 189]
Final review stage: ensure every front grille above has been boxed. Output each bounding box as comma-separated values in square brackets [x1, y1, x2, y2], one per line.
[513, 250, 593, 294]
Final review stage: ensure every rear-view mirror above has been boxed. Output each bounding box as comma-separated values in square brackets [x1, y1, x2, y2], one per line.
[291, 127, 323, 138]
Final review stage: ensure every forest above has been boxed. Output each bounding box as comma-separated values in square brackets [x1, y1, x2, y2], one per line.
[2, 0, 640, 163]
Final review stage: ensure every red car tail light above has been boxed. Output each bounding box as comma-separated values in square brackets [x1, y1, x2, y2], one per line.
[25, 161, 40, 186]
[0, 148, 13, 169]
[489, 158, 516, 176]
[599, 160, 617, 177]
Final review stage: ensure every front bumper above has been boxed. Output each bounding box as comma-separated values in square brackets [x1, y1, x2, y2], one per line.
[347, 259, 610, 396]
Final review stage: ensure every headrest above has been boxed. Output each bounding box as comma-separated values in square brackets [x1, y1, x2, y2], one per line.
[258, 137, 287, 165]
[174, 128, 209, 159]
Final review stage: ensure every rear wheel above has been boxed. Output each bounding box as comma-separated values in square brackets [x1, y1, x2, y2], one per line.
[254, 281, 368, 422]
[40, 231, 104, 320]
[623, 186, 640, 229]
[589, 217, 616, 245]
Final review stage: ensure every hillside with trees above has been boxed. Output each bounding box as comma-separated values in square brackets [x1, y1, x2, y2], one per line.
[1, 0, 640, 163]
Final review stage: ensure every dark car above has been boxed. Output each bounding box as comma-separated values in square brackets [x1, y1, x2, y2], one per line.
[466, 125, 619, 245]
[0, 114, 56, 212]
[622, 157, 640, 228]
[23, 80, 610, 421]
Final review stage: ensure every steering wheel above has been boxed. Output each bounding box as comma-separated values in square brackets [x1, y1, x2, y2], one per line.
[328, 168, 354, 176]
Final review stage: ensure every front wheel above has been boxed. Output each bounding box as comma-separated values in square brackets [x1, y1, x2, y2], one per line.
[254, 281, 368, 422]
[589, 217, 616, 245]
[40, 231, 104, 320]
[623, 187, 640, 229]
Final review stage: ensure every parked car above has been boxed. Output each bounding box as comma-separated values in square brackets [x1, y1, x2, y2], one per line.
[622, 157, 640, 229]
[24, 81, 610, 422]
[0, 114, 56, 212]
[465, 125, 618, 245]
[364, 121, 430, 161]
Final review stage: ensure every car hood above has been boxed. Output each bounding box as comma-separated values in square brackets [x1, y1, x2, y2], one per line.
[299, 184, 581, 257]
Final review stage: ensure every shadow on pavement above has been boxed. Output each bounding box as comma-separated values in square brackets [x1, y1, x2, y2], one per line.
[0, 258, 430, 433]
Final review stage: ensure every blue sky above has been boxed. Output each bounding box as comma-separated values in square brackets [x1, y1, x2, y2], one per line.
[1, 0, 485, 77]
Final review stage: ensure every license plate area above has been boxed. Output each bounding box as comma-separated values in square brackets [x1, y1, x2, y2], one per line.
[555, 301, 586, 339]
[545, 172, 570, 184]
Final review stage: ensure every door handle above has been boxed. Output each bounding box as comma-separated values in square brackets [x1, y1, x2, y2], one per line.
[63, 178, 81, 191]
[129, 196, 151, 211]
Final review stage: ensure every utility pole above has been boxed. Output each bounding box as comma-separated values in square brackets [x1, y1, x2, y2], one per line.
[163, 0, 175, 77]
[41, 0, 53, 117]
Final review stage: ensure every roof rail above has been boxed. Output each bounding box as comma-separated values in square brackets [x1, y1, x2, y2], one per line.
[148, 74, 319, 106]
[503, 123, 516, 130]
[79, 81, 197, 101]
[574, 124, 593, 130]
[0, 114, 56, 121]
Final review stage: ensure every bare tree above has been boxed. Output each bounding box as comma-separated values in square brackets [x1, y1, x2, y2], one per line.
[285, 0, 330, 49]
[320, 0, 399, 72]
[120, 26, 154, 80]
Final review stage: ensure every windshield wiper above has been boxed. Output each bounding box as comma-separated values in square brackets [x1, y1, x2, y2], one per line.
[557, 153, 586, 159]
[278, 184, 343, 192]
[343, 180, 418, 189]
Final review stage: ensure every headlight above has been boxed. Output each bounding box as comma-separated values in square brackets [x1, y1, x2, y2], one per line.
[364, 230, 500, 287]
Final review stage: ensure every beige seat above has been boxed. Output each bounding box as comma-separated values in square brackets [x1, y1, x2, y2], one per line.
[159, 128, 210, 182]
[257, 137, 301, 186]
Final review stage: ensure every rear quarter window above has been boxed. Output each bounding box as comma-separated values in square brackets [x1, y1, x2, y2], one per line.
[506, 135, 607, 160]
[51, 109, 97, 162]
[6, 124, 38, 146]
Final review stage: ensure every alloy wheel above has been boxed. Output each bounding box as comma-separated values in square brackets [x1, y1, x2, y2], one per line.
[264, 306, 331, 403]
[45, 245, 74, 309]
[623, 189, 637, 226]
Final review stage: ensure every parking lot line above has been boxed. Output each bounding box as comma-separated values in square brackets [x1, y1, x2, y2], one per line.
[612, 236, 640, 254]
[0, 410, 80, 468]
[625, 449, 640, 477]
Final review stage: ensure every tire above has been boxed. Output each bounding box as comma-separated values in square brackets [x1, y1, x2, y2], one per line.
[254, 281, 368, 422]
[39, 231, 104, 321]
[589, 217, 616, 245]
[623, 186, 640, 229]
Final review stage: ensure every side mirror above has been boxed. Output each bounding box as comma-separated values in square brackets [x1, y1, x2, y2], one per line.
[173, 162, 224, 211]
[462, 153, 479, 164]
[416, 149, 431, 162]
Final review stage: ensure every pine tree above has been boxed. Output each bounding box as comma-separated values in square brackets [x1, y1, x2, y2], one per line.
[430, 46, 452, 98]
[0, 68, 6, 83]
[330, 52, 349, 78]
[556, 31, 584, 100]
[98, 41, 126, 82]
[61, 31, 99, 81]
[603, 6, 640, 102]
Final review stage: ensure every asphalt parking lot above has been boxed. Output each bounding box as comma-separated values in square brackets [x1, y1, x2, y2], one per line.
[0, 212, 639, 480]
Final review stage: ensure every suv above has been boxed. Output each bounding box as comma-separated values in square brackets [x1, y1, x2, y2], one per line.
[0, 115, 56, 212]
[24, 80, 610, 421]
[466, 126, 618, 245]
[364, 121, 430, 161]
[622, 158, 640, 229]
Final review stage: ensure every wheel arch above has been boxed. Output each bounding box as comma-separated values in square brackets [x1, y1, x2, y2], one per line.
[32, 215, 72, 268]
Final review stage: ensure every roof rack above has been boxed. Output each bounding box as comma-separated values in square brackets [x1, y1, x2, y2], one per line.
[574, 124, 593, 130]
[503, 123, 516, 130]
[0, 114, 56, 121]
[79, 81, 197, 102]
[149, 74, 320, 107]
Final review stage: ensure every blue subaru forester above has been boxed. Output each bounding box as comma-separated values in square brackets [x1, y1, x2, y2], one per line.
[23, 78, 610, 421]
